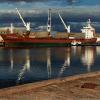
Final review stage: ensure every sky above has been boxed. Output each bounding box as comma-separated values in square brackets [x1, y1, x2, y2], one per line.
[0, 0, 100, 10]
[0, 0, 100, 32]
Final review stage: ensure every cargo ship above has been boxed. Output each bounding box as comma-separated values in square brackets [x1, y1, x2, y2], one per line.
[0, 9, 98, 47]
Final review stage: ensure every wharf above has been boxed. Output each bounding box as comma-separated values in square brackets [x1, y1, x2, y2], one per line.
[0, 71, 100, 100]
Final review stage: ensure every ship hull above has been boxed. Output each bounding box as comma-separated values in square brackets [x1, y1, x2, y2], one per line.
[1, 34, 97, 47]
[4, 42, 99, 48]
[4, 42, 71, 47]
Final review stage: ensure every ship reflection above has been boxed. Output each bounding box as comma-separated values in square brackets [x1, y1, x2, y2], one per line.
[81, 46, 95, 72]
[47, 48, 51, 78]
[96, 46, 100, 56]
[9, 46, 96, 85]
[0, 46, 99, 88]
[10, 49, 13, 71]
[59, 47, 71, 77]
[16, 49, 30, 84]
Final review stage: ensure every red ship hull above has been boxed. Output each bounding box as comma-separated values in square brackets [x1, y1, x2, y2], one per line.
[0, 34, 97, 47]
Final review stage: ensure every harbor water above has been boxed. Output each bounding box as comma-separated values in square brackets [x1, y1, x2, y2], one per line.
[0, 46, 100, 88]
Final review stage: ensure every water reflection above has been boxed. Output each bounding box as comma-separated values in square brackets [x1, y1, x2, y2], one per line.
[59, 47, 71, 77]
[16, 49, 30, 84]
[10, 49, 13, 71]
[47, 48, 51, 78]
[72, 46, 76, 55]
[96, 46, 100, 56]
[81, 46, 95, 72]
[0, 46, 99, 88]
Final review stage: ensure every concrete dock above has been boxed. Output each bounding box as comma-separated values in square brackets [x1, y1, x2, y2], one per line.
[0, 71, 100, 100]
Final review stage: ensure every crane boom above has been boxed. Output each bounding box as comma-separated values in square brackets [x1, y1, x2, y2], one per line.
[58, 12, 70, 33]
[47, 9, 51, 33]
[16, 8, 27, 28]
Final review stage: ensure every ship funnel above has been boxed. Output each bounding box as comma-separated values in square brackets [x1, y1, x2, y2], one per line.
[47, 9, 51, 34]
[58, 12, 70, 33]
[16, 8, 31, 34]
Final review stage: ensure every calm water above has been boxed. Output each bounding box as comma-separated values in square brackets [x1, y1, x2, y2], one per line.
[0, 46, 100, 88]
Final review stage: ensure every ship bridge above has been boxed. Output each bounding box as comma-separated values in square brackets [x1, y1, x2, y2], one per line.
[81, 19, 95, 39]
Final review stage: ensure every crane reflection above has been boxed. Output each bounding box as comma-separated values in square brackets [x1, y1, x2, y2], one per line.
[16, 49, 30, 84]
[46, 48, 51, 79]
[10, 49, 13, 71]
[58, 47, 71, 77]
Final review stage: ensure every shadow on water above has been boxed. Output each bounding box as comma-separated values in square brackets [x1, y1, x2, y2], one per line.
[0, 46, 99, 88]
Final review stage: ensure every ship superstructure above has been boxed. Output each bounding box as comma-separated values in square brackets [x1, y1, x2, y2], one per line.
[81, 19, 95, 39]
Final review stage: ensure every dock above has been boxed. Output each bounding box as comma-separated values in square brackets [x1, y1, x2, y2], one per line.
[0, 71, 100, 100]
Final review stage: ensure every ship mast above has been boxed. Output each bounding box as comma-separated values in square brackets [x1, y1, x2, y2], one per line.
[16, 8, 31, 35]
[47, 9, 51, 36]
[58, 12, 70, 33]
[10, 23, 14, 34]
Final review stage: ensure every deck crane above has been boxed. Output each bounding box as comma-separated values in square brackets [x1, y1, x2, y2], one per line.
[47, 9, 51, 37]
[58, 12, 70, 33]
[16, 8, 31, 36]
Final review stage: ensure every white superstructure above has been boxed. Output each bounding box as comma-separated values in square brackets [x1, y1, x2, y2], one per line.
[81, 19, 95, 39]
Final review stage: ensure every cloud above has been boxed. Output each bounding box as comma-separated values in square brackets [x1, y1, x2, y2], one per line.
[0, 0, 47, 3]
[0, 0, 80, 4]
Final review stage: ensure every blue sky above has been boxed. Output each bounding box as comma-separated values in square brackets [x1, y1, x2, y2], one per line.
[0, 0, 100, 32]
[0, 0, 100, 10]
